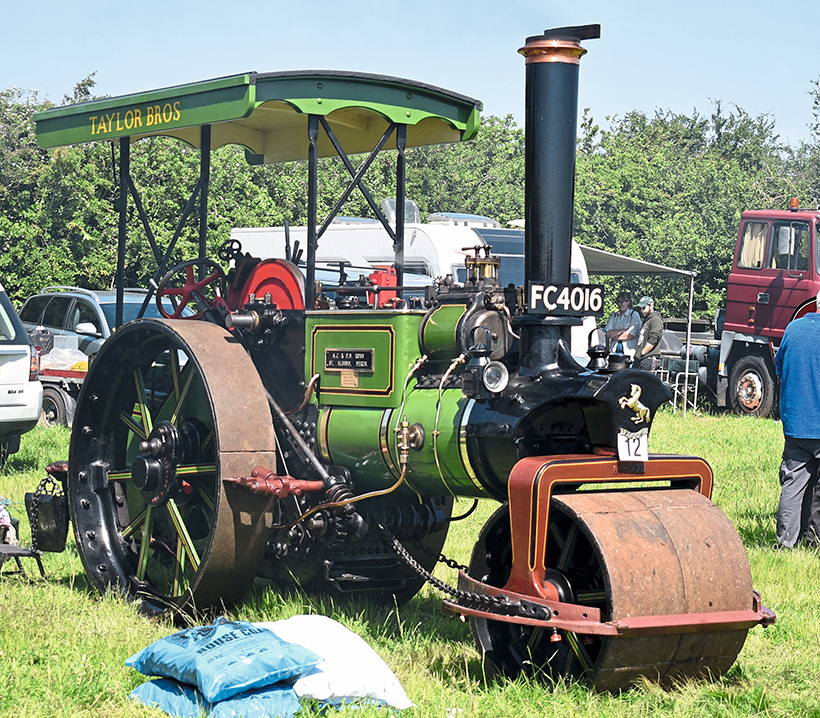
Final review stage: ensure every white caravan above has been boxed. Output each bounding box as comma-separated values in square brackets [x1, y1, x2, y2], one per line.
[230, 205, 595, 362]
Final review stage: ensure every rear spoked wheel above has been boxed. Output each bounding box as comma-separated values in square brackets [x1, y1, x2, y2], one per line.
[69, 319, 277, 614]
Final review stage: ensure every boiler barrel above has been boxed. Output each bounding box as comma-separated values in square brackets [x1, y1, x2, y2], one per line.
[317, 392, 496, 499]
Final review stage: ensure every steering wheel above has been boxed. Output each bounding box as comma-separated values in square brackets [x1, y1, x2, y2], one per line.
[155, 259, 228, 320]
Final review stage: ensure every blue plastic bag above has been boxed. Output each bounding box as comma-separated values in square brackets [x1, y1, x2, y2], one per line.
[126, 617, 320, 703]
[130, 677, 301, 718]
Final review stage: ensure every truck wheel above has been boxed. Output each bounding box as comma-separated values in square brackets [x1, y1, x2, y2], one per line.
[41, 387, 68, 427]
[728, 355, 775, 418]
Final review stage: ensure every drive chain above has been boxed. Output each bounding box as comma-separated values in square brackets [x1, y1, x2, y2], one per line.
[379, 524, 510, 611]
[410, 536, 469, 573]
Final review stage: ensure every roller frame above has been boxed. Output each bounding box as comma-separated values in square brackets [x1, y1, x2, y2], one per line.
[442, 454, 775, 635]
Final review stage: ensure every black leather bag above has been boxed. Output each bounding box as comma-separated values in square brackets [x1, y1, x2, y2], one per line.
[25, 469, 69, 553]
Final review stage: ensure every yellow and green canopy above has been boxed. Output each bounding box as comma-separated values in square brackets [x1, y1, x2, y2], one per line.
[35, 70, 482, 162]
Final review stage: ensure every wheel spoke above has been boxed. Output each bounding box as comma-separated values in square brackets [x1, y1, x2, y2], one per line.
[173, 539, 187, 596]
[133, 368, 154, 437]
[120, 407, 148, 441]
[121, 506, 148, 539]
[176, 463, 216, 477]
[169, 349, 182, 403]
[136, 506, 154, 581]
[564, 632, 593, 672]
[556, 522, 579, 571]
[577, 588, 606, 603]
[198, 485, 215, 512]
[165, 498, 202, 572]
[171, 365, 198, 425]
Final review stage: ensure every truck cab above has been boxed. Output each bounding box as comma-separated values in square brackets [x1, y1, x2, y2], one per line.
[716, 202, 820, 417]
[726, 208, 819, 340]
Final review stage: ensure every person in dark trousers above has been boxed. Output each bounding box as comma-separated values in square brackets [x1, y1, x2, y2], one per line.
[774, 288, 820, 548]
[635, 296, 663, 372]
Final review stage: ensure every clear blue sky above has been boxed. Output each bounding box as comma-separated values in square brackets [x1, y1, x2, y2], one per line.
[3, 0, 818, 146]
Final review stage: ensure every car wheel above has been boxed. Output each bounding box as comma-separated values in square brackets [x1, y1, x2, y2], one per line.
[728, 355, 775, 418]
[41, 387, 68, 427]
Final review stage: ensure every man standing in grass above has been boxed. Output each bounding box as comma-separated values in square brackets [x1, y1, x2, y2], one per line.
[635, 296, 663, 372]
[773, 288, 820, 548]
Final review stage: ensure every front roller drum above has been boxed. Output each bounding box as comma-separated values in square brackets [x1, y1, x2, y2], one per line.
[469, 489, 754, 691]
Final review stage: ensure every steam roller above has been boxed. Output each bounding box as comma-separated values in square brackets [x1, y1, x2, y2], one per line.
[36, 22, 774, 692]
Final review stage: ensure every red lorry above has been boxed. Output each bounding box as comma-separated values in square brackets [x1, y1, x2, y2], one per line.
[693, 198, 819, 418]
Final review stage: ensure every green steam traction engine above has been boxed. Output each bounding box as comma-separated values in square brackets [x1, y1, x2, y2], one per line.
[34, 25, 772, 691]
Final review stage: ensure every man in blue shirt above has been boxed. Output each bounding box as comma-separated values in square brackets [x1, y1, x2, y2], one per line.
[774, 289, 820, 548]
[605, 292, 641, 358]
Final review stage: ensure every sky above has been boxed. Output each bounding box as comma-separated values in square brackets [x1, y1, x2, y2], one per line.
[2, 0, 818, 147]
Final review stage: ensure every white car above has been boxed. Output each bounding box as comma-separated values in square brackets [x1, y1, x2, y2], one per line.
[0, 283, 43, 468]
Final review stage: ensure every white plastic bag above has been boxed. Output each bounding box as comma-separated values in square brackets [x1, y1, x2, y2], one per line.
[254, 615, 413, 709]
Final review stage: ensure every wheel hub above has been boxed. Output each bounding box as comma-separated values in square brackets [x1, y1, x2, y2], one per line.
[543, 568, 575, 603]
[737, 372, 763, 410]
[132, 419, 203, 506]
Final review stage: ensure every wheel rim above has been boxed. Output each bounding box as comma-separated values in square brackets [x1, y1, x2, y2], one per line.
[42, 394, 60, 426]
[736, 371, 763, 411]
[469, 490, 752, 690]
[69, 319, 277, 612]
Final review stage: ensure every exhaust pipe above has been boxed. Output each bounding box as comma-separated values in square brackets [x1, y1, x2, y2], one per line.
[517, 24, 600, 373]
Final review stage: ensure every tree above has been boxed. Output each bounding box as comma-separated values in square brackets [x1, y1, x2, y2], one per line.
[574, 103, 788, 319]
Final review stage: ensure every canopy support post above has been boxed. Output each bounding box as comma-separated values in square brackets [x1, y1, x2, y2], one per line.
[116, 137, 130, 329]
[394, 124, 407, 296]
[199, 124, 211, 275]
[306, 115, 319, 310]
[682, 274, 695, 417]
[137, 175, 205, 319]
[128, 177, 162, 264]
[316, 120, 397, 242]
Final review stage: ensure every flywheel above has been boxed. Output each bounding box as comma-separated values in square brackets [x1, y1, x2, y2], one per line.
[69, 319, 277, 613]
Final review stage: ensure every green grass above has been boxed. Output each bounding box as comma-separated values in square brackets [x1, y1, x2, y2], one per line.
[2, 413, 819, 717]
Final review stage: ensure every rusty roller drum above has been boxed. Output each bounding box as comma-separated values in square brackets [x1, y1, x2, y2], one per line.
[69, 319, 277, 613]
[469, 488, 752, 691]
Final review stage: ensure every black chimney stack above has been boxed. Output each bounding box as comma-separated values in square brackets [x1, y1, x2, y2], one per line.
[516, 24, 600, 373]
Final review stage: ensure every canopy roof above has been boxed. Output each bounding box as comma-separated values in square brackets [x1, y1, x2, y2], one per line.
[579, 244, 696, 278]
[34, 70, 483, 163]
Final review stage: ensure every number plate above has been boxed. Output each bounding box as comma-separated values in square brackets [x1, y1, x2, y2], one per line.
[527, 282, 605, 317]
[617, 428, 648, 462]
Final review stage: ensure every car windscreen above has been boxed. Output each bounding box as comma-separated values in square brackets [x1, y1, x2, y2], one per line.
[0, 292, 31, 345]
[100, 298, 189, 327]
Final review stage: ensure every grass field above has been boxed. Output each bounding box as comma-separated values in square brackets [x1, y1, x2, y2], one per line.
[1, 410, 819, 718]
